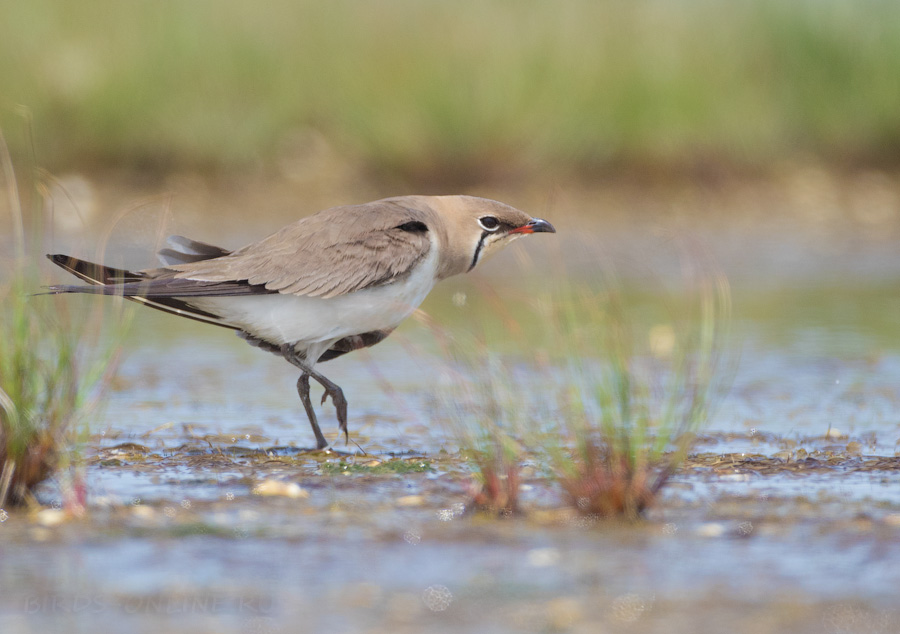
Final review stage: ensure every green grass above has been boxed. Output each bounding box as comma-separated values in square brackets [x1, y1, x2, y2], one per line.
[436, 242, 731, 518]
[2, 0, 899, 180]
[542, 253, 731, 518]
[0, 130, 126, 508]
[436, 338, 531, 515]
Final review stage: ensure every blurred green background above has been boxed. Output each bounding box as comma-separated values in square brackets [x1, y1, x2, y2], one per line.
[2, 0, 899, 185]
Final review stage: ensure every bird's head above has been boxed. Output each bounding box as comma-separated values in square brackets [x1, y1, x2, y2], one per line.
[401, 195, 555, 279]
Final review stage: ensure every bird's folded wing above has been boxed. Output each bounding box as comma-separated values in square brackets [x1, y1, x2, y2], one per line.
[166, 201, 433, 299]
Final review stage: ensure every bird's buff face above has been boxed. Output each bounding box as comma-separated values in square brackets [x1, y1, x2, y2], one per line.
[463, 202, 555, 272]
[426, 195, 555, 279]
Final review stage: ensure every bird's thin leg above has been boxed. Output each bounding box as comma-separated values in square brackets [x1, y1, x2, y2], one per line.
[281, 343, 349, 446]
[297, 373, 328, 450]
[305, 367, 348, 443]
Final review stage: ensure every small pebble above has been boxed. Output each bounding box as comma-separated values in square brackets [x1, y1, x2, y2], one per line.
[35, 509, 66, 527]
[696, 522, 725, 538]
[396, 495, 425, 507]
[131, 505, 156, 520]
[527, 547, 560, 567]
[91, 496, 116, 508]
[253, 480, 309, 499]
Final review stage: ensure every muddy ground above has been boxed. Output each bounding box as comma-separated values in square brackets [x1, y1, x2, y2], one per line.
[3, 171, 900, 633]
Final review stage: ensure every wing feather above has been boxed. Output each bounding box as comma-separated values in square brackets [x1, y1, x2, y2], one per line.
[166, 200, 433, 298]
[157, 235, 231, 266]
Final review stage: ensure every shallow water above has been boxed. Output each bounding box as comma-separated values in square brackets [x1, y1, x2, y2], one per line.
[6, 184, 900, 633]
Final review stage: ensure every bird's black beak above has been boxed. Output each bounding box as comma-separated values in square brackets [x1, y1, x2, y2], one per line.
[509, 218, 556, 234]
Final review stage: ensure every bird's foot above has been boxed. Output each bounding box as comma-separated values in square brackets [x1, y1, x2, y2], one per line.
[320, 386, 349, 442]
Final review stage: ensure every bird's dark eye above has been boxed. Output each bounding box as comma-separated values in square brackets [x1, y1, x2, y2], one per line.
[478, 216, 500, 231]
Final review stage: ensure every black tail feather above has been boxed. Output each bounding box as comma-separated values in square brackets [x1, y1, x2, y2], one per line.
[47, 253, 144, 288]
[45, 253, 234, 329]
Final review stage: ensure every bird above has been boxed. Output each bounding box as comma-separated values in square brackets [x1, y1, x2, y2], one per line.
[47, 195, 555, 450]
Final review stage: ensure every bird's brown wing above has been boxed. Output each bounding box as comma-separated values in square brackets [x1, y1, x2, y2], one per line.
[166, 200, 433, 299]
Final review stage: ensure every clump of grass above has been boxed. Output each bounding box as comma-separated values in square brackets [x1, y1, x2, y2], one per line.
[543, 249, 731, 519]
[430, 317, 530, 516]
[463, 428, 522, 517]
[0, 130, 124, 508]
[447, 356, 526, 516]
[433, 243, 730, 520]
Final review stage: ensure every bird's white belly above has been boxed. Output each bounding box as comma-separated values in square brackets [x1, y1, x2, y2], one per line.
[188, 247, 439, 348]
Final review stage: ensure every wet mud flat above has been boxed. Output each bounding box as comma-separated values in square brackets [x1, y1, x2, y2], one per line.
[2, 429, 900, 634]
[7, 174, 900, 632]
[5, 292, 900, 633]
